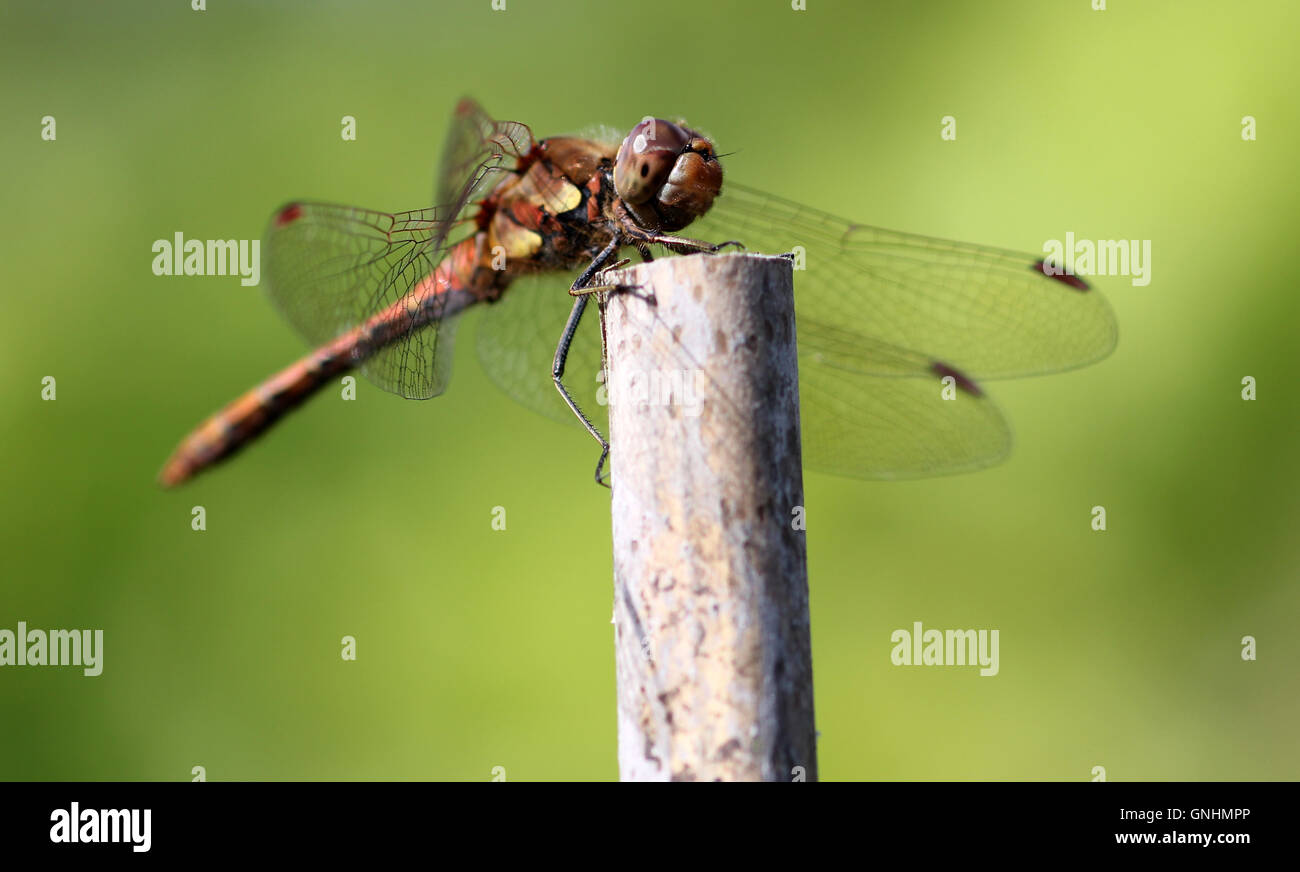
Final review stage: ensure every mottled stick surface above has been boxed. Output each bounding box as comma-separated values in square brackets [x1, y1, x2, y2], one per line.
[605, 253, 817, 782]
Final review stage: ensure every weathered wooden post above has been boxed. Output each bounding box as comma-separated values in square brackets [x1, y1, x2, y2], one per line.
[605, 252, 817, 782]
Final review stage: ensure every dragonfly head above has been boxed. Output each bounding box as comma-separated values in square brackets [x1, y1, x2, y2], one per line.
[614, 118, 722, 232]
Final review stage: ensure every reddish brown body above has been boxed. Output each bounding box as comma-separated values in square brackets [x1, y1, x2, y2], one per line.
[161, 100, 1115, 488]
[159, 135, 623, 487]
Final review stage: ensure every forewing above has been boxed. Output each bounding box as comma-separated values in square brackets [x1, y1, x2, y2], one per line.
[690, 182, 1116, 478]
[265, 203, 466, 398]
[262, 101, 535, 400]
[433, 98, 534, 248]
[702, 182, 1118, 379]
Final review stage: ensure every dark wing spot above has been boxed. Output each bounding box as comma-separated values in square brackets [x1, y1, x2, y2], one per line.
[931, 361, 983, 397]
[1032, 259, 1090, 291]
[274, 203, 304, 227]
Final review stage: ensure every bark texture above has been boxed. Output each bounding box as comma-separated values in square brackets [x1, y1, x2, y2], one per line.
[606, 253, 816, 782]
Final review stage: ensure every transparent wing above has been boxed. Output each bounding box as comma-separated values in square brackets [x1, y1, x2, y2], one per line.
[701, 183, 1117, 378]
[689, 182, 1118, 478]
[262, 100, 535, 399]
[434, 97, 535, 238]
[264, 204, 460, 398]
[475, 273, 607, 429]
[796, 326, 1011, 478]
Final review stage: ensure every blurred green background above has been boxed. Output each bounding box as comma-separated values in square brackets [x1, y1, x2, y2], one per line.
[1, 0, 1296, 781]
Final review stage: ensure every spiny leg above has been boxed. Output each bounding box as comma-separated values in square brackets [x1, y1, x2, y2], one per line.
[553, 295, 612, 485]
[633, 233, 745, 257]
[556, 234, 719, 485]
[572, 264, 656, 310]
[568, 258, 631, 298]
[555, 237, 625, 486]
[612, 202, 742, 258]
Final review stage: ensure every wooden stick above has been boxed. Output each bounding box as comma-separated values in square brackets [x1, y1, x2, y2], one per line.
[604, 252, 817, 782]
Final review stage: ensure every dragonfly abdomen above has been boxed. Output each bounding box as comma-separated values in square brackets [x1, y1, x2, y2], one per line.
[158, 239, 485, 488]
[157, 329, 361, 487]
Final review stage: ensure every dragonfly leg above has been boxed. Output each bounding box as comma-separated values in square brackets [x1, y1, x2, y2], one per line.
[568, 258, 632, 297]
[554, 294, 613, 487]
[572, 269, 656, 310]
[633, 232, 745, 257]
[555, 237, 628, 487]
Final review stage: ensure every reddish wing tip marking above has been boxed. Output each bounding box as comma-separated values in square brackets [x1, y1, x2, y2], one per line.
[274, 203, 304, 227]
[931, 362, 984, 398]
[1032, 259, 1090, 291]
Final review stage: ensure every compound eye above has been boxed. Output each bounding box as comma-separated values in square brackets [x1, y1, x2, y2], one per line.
[614, 118, 690, 204]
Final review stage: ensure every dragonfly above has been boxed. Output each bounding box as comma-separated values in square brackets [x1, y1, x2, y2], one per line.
[158, 98, 1116, 488]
